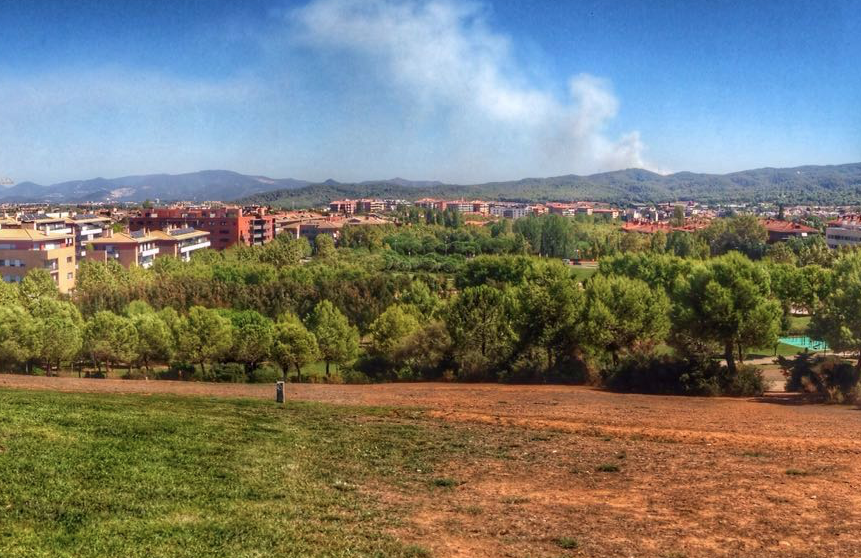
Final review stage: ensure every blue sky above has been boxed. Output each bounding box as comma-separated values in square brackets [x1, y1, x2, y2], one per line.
[0, 0, 859, 184]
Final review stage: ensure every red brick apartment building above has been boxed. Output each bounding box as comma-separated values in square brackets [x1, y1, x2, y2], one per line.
[128, 207, 276, 250]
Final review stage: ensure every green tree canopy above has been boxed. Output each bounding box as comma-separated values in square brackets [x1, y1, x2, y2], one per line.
[673, 253, 781, 374]
[810, 253, 861, 369]
[584, 275, 670, 365]
[369, 304, 421, 355]
[0, 304, 40, 369]
[272, 314, 319, 382]
[307, 300, 359, 376]
[175, 306, 233, 374]
[84, 311, 138, 374]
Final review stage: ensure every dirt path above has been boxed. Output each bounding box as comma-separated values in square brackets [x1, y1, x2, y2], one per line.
[3, 374, 861, 557]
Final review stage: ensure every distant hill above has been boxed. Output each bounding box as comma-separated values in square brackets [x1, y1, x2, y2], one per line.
[238, 163, 861, 208]
[4, 163, 861, 206]
[0, 170, 309, 203]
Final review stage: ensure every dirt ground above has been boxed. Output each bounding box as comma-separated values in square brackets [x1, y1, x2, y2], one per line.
[2, 374, 860, 557]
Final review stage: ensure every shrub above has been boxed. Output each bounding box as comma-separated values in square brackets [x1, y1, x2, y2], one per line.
[249, 364, 281, 384]
[779, 354, 860, 403]
[778, 352, 818, 392]
[158, 362, 195, 381]
[209, 362, 247, 383]
[818, 358, 860, 403]
[723, 364, 768, 397]
[121, 369, 148, 380]
[602, 355, 722, 396]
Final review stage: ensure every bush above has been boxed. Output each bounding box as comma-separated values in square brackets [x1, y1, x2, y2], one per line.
[249, 364, 281, 384]
[121, 369, 148, 380]
[602, 355, 722, 396]
[818, 358, 860, 403]
[158, 362, 195, 381]
[779, 354, 861, 403]
[778, 352, 818, 392]
[209, 362, 247, 383]
[723, 364, 768, 397]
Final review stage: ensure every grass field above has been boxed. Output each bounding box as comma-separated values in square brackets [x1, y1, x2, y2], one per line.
[0, 391, 466, 558]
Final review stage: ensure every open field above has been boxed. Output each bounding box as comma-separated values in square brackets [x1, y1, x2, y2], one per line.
[1, 378, 861, 557]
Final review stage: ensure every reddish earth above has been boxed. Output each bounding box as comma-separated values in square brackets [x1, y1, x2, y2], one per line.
[2, 375, 860, 557]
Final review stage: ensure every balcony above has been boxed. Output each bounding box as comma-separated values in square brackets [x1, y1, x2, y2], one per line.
[43, 226, 73, 235]
[140, 247, 159, 258]
[179, 240, 211, 254]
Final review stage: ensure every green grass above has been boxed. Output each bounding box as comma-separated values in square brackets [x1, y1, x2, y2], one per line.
[0, 389, 488, 558]
[745, 342, 809, 360]
[788, 315, 811, 335]
[569, 266, 598, 283]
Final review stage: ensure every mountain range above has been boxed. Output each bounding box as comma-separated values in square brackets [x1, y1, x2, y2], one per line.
[3, 163, 861, 206]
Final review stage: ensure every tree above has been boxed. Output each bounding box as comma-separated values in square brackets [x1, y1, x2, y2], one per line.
[314, 234, 336, 258]
[673, 253, 781, 375]
[445, 285, 515, 369]
[227, 310, 274, 375]
[307, 300, 359, 377]
[19, 269, 59, 305]
[0, 304, 40, 371]
[30, 298, 84, 375]
[671, 205, 686, 227]
[810, 253, 861, 370]
[271, 314, 319, 382]
[369, 304, 421, 355]
[0, 281, 19, 306]
[132, 312, 174, 375]
[514, 261, 585, 371]
[583, 275, 670, 366]
[175, 306, 233, 375]
[84, 311, 138, 375]
[699, 215, 768, 259]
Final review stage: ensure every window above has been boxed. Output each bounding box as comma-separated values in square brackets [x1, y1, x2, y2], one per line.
[67, 272, 73, 280]
[66, 256, 73, 263]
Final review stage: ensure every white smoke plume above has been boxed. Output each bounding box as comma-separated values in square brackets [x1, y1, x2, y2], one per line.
[289, 0, 649, 179]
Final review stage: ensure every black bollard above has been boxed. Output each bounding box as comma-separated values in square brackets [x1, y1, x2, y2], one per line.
[275, 381, 285, 404]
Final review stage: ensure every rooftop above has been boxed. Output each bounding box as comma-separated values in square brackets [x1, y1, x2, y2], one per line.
[89, 231, 155, 244]
[0, 228, 72, 241]
[149, 228, 210, 241]
[761, 219, 818, 233]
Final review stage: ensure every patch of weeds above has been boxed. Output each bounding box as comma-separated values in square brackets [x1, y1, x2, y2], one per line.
[742, 451, 767, 458]
[432, 477, 460, 488]
[403, 545, 432, 557]
[596, 463, 620, 473]
[463, 505, 483, 516]
[554, 537, 580, 550]
[501, 496, 529, 505]
[785, 469, 808, 476]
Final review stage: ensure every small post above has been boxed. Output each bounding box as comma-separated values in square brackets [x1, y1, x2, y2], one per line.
[275, 381, 285, 404]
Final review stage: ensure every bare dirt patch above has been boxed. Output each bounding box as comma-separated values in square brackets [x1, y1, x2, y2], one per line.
[2, 375, 860, 557]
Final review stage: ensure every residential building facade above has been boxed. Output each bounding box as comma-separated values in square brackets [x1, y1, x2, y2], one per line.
[0, 228, 76, 292]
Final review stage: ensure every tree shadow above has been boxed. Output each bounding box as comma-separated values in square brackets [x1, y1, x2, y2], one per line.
[749, 392, 828, 406]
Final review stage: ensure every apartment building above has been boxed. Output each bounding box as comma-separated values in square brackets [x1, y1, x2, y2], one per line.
[86, 230, 159, 269]
[19, 213, 73, 236]
[826, 216, 861, 249]
[67, 214, 111, 257]
[761, 219, 818, 243]
[0, 228, 76, 293]
[128, 206, 276, 250]
[149, 228, 211, 262]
